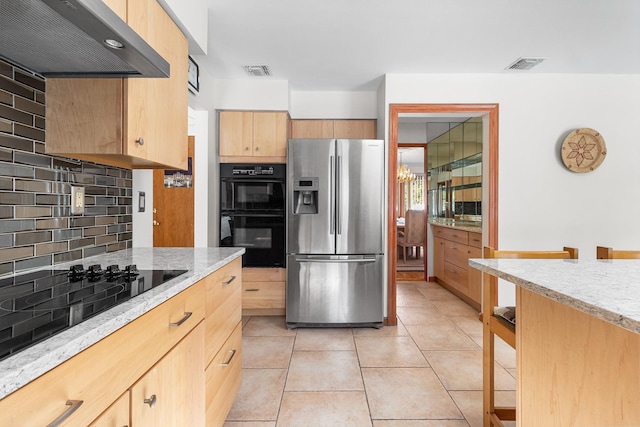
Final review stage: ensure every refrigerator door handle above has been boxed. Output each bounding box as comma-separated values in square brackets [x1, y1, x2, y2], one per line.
[294, 257, 376, 264]
[330, 155, 335, 235]
[336, 155, 342, 235]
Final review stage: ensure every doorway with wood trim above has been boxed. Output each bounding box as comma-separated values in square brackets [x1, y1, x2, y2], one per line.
[387, 104, 498, 326]
[153, 136, 195, 247]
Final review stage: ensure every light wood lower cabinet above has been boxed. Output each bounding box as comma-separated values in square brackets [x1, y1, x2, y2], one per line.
[89, 392, 129, 427]
[205, 322, 242, 427]
[0, 259, 243, 427]
[432, 225, 482, 310]
[132, 322, 205, 427]
[242, 267, 286, 315]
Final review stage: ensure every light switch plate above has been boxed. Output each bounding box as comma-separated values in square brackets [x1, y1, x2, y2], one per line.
[71, 186, 85, 215]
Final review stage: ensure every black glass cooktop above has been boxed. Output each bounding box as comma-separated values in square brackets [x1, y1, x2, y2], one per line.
[0, 264, 187, 361]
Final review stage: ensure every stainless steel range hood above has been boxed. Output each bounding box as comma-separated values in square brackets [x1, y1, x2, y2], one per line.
[0, 0, 170, 78]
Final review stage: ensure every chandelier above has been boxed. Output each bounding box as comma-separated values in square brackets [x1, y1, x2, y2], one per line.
[397, 163, 415, 183]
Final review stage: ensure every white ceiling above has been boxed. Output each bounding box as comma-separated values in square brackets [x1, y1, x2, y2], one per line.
[201, 0, 640, 91]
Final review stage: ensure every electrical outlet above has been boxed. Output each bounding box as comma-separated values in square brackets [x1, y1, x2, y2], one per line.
[71, 186, 85, 215]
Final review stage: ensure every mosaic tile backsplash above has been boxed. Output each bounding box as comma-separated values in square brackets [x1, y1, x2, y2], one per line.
[0, 59, 132, 277]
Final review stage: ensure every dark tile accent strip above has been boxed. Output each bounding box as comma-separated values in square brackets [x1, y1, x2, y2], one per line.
[0, 104, 32, 126]
[14, 70, 45, 93]
[15, 255, 51, 272]
[14, 124, 45, 142]
[0, 191, 34, 205]
[15, 231, 52, 245]
[0, 133, 34, 152]
[14, 97, 45, 117]
[0, 75, 33, 100]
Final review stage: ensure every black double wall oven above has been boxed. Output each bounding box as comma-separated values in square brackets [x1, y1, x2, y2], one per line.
[220, 164, 285, 268]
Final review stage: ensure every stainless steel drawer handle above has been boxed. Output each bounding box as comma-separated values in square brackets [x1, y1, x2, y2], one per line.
[144, 394, 157, 408]
[245, 288, 260, 292]
[169, 312, 192, 327]
[47, 400, 83, 427]
[222, 275, 237, 286]
[220, 349, 237, 366]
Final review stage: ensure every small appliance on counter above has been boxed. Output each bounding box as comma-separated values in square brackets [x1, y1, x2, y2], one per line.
[286, 139, 385, 328]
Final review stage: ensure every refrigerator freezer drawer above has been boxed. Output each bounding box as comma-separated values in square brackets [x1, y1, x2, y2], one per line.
[286, 254, 383, 328]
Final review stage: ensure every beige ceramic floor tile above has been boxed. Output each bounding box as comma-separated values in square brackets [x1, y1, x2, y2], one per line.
[449, 390, 516, 427]
[362, 367, 463, 420]
[224, 422, 276, 427]
[242, 336, 294, 368]
[242, 316, 251, 328]
[226, 368, 287, 421]
[431, 297, 479, 316]
[506, 368, 516, 379]
[416, 284, 462, 302]
[353, 319, 409, 337]
[242, 316, 297, 337]
[470, 334, 516, 369]
[448, 315, 483, 340]
[355, 336, 429, 368]
[405, 323, 480, 351]
[293, 327, 355, 351]
[396, 306, 452, 326]
[286, 350, 364, 391]
[396, 288, 436, 308]
[277, 391, 372, 427]
[373, 420, 470, 427]
[423, 350, 515, 391]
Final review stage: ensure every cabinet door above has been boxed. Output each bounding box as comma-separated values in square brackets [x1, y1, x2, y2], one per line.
[125, 0, 188, 169]
[290, 120, 334, 138]
[220, 111, 254, 156]
[467, 246, 482, 304]
[253, 112, 288, 157]
[333, 120, 377, 139]
[89, 392, 130, 427]
[131, 322, 205, 427]
[434, 237, 445, 280]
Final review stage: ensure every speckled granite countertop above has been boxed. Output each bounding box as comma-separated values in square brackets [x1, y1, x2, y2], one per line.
[469, 258, 640, 335]
[0, 247, 244, 399]
[428, 219, 482, 233]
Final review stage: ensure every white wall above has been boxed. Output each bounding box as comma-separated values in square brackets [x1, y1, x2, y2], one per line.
[290, 91, 378, 119]
[213, 79, 290, 110]
[384, 73, 640, 305]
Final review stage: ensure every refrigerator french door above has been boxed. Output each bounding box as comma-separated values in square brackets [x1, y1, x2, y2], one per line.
[286, 139, 384, 328]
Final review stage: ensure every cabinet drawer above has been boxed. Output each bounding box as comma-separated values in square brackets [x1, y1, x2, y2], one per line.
[89, 391, 129, 427]
[467, 246, 482, 304]
[0, 281, 204, 427]
[243, 281, 286, 309]
[205, 322, 242, 427]
[433, 226, 469, 245]
[444, 261, 469, 294]
[205, 258, 242, 365]
[468, 232, 482, 248]
[444, 240, 470, 269]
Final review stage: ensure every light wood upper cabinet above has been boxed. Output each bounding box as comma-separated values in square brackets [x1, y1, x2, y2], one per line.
[45, 0, 189, 170]
[219, 111, 290, 163]
[291, 119, 377, 139]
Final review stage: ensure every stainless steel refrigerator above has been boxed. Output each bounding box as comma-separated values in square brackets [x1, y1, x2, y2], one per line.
[286, 138, 384, 328]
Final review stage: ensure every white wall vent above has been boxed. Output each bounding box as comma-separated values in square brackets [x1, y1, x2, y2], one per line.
[506, 57, 545, 70]
[243, 65, 271, 76]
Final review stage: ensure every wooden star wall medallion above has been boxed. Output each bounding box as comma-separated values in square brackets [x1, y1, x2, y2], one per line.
[561, 128, 606, 173]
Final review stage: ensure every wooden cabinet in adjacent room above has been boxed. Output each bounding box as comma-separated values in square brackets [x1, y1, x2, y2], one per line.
[291, 119, 377, 139]
[219, 110, 290, 163]
[45, 0, 189, 170]
[431, 225, 483, 310]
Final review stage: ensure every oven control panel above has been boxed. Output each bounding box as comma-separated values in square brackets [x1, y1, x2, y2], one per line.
[232, 165, 274, 176]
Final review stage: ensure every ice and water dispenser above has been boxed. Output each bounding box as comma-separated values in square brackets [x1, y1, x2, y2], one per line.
[292, 177, 319, 214]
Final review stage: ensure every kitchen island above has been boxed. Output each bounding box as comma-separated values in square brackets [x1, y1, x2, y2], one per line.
[469, 258, 640, 426]
[0, 247, 244, 426]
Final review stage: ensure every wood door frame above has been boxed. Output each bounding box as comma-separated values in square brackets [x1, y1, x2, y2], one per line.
[387, 104, 499, 325]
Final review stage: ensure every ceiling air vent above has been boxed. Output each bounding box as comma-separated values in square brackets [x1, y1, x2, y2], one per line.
[243, 65, 271, 77]
[506, 57, 545, 71]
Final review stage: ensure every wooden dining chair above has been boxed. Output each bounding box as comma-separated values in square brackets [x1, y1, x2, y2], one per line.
[596, 246, 640, 259]
[482, 245, 579, 427]
[397, 210, 425, 263]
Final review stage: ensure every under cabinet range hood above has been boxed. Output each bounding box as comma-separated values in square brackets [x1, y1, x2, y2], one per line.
[0, 0, 170, 78]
